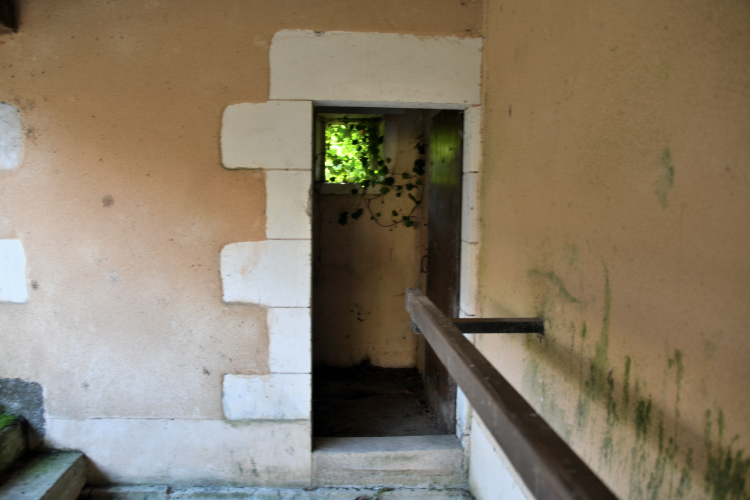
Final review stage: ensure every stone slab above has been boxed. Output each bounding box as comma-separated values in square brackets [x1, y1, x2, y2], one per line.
[270, 31, 482, 107]
[313, 435, 465, 488]
[0, 239, 28, 303]
[459, 241, 479, 318]
[221, 101, 312, 170]
[223, 374, 311, 420]
[265, 170, 311, 240]
[80, 485, 169, 500]
[461, 173, 479, 244]
[0, 103, 23, 170]
[462, 106, 482, 174]
[0, 451, 86, 500]
[268, 308, 311, 374]
[220, 240, 311, 307]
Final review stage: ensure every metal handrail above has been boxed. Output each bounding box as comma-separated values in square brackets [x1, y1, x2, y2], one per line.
[405, 288, 617, 500]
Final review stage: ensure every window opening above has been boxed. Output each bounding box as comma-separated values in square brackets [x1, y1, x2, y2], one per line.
[324, 115, 386, 184]
[316, 114, 387, 185]
[314, 111, 426, 228]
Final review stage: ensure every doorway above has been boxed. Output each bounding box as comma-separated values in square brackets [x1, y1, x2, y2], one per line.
[311, 107, 463, 438]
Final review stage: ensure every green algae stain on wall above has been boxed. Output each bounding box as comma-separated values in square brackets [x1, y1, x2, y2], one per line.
[527, 268, 580, 303]
[623, 356, 632, 414]
[704, 409, 750, 500]
[520, 256, 748, 499]
[656, 148, 676, 209]
[522, 356, 574, 441]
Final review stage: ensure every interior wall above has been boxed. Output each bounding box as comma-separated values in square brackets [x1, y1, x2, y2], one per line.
[474, 0, 750, 499]
[313, 110, 427, 368]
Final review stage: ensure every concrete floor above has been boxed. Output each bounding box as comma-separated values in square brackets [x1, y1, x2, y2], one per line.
[81, 485, 474, 499]
[312, 364, 443, 437]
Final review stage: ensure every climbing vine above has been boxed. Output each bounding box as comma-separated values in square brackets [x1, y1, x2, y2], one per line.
[324, 116, 425, 228]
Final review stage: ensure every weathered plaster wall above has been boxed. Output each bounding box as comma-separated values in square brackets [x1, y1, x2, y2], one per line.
[313, 110, 428, 368]
[0, 0, 481, 485]
[475, 1, 750, 499]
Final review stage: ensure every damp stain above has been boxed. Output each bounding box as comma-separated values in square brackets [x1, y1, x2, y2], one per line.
[101, 194, 114, 207]
[656, 148, 675, 209]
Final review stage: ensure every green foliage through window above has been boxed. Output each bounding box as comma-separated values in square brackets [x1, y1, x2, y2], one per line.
[325, 117, 385, 184]
[321, 114, 426, 228]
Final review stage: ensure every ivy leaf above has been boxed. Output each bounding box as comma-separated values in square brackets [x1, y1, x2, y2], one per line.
[391, 210, 398, 217]
[404, 218, 414, 228]
[413, 159, 426, 175]
[408, 194, 419, 203]
[385, 177, 395, 186]
[402, 172, 411, 179]
[405, 183, 414, 191]
[380, 186, 390, 194]
[351, 188, 359, 194]
[338, 211, 349, 225]
[352, 208, 364, 220]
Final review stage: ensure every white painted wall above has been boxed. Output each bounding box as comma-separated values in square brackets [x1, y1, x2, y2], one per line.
[46, 418, 311, 486]
[469, 417, 531, 500]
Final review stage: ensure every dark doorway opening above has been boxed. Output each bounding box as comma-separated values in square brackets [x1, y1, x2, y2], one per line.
[312, 107, 463, 438]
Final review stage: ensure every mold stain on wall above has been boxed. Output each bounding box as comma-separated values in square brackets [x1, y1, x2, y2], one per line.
[518, 260, 749, 500]
[656, 147, 675, 209]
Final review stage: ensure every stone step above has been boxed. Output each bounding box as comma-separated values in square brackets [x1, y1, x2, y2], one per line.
[0, 417, 26, 475]
[312, 435, 466, 488]
[0, 451, 86, 500]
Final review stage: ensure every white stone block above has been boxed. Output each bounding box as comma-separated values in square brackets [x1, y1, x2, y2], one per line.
[46, 418, 311, 486]
[223, 374, 311, 420]
[270, 31, 482, 107]
[265, 170, 311, 240]
[268, 308, 311, 374]
[459, 240, 478, 318]
[461, 172, 480, 244]
[0, 103, 22, 170]
[221, 101, 312, 170]
[0, 239, 27, 303]
[221, 240, 310, 307]
[463, 106, 482, 174]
